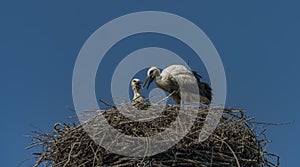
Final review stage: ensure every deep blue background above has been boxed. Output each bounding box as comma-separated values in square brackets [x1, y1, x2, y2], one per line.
[1, 1, 299, 166]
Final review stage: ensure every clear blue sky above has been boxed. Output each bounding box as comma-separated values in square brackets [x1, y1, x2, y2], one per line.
[1, 1, 299, 166]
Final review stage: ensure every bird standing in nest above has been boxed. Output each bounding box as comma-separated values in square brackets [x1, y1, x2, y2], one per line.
[131, 78, 150, 110]
[144, 65, 212, 105]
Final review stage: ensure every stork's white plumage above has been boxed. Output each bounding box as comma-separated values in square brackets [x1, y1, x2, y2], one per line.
[131, 78, 150, 110]
[144, 65, 212, 105]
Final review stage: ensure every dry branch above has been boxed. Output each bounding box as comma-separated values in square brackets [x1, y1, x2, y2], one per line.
[27, 104, 279, 167]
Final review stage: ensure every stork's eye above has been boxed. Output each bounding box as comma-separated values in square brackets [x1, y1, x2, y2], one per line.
[133, 80, 136, 82]
[149, 70, 153, 75]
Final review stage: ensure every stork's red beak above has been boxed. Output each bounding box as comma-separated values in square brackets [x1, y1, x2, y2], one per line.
[143, 75, 155, 89]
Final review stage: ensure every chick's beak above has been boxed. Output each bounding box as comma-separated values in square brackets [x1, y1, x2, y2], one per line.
[136, 81, 142, 89]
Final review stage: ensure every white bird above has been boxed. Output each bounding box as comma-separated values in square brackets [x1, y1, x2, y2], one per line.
[131, 78, 150, 110]
[143, 65, 212, 105]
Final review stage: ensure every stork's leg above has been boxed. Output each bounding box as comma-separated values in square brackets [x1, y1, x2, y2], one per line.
[170, 90, 181, 105]
[173, 97, 181, 105]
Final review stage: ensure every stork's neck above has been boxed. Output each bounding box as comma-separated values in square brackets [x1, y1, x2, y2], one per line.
[155, 74, 162, 81]
[152, 69, 161, 81]
[155, 75, 170, 90]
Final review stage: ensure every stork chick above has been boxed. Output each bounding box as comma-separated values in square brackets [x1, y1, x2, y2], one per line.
[131, 78, 150, 110]
[143, 65, 212, 105]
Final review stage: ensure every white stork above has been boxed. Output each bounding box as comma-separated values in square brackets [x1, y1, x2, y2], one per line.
[131, 78, 150, 110]
[143, 65, 212, 105]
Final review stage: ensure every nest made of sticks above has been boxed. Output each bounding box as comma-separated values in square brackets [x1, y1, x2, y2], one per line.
[27, 104, 279, 167]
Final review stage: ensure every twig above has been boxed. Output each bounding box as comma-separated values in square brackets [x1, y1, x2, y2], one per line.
[99, 99, 116, 109]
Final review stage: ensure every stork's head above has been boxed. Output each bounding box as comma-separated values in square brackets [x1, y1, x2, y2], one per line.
[131, 78, 142, 91]
[144, 66, 160, 89]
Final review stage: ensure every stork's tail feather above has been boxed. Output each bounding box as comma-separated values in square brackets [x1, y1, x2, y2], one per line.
[199, 82, 212, 103]
[192, 70, 212, 103]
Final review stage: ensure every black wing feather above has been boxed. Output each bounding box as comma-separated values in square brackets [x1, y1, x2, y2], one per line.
[192, 70, 212, 102]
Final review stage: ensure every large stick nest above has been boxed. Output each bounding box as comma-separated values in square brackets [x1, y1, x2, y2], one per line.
[27, 104, 279, 167]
